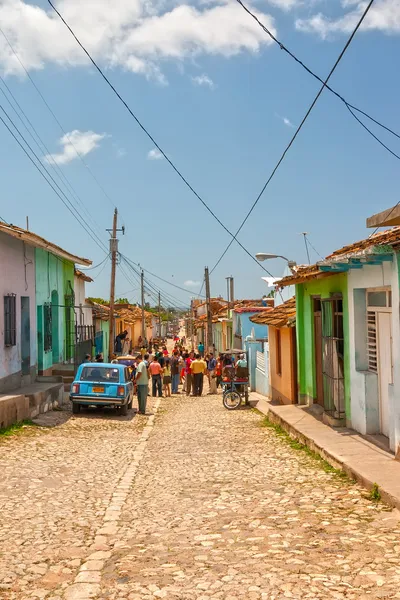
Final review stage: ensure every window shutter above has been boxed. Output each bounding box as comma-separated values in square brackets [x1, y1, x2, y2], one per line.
[367, 310, 377, 373]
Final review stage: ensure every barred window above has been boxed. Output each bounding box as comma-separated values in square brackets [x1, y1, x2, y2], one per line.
[4, 294, 16, 347]
[44, 303, 52, 352]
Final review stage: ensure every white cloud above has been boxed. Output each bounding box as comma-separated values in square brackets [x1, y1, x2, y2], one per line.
[267, 0, 300, 11]
[283, 116, 294, 127]
[43, 130, 106, 165]
[147, 148, 164, 160]
[184, 279, 201, 287]
[191, 73, 214, 88]
[275, 113, 295, 127]
[296, 0, 400, 39]
[0, 0, 277, 82]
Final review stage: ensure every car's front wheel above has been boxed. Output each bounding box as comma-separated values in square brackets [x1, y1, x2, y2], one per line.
[72, 402, 80, 414]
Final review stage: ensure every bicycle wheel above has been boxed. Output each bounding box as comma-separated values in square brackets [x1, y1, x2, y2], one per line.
[223, 390, 241, 410]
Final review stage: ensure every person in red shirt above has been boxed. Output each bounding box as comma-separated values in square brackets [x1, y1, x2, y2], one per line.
[185, 351, 195, 397]
[149, 356, 163, 397]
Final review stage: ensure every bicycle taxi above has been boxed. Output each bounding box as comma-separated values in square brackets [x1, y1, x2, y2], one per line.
[221, 349, 250, 410]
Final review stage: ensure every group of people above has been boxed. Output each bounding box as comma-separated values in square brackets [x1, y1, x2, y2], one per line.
[83, 334, 247, 415]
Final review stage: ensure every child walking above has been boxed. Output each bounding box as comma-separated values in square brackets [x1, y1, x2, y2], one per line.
[163, 358, 172, 398]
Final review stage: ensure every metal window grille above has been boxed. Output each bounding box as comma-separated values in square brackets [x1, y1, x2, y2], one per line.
[4, 294, 16, 347]
[44, 302, 52, 352]
[367, 311, 377, 373]
[322, 296, 345, 418]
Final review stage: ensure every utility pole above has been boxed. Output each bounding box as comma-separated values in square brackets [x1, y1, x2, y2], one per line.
[205, 266, 213, 354]
[226, 276, 231, 309]
[229, 276, 234, 308]
[108, 209, 118, 359]
[158, 291, 162, 338]
[191, 299, 195, 351]
[141, 269, 146, 344]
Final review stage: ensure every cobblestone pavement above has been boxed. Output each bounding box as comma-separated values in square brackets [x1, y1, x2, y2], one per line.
[2, 392, 400, 600]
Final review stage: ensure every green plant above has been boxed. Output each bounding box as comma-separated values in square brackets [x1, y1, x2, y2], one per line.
[370, 483, 381, 502]
[260, 416, 351, 479]
[0, 420, 36, 437]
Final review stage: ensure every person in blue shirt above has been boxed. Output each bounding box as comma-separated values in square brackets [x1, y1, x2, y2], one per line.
[198, 342, 204, 357]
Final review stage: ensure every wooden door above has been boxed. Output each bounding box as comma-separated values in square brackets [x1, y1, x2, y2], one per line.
[314, 302, 324, 407]
[377, 312, 392, 438]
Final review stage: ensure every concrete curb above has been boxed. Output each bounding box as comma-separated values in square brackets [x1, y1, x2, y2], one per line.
[252, 394, 400, 510]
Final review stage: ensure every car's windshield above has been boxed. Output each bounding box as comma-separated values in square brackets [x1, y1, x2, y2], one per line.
[80, 367, 120, 382]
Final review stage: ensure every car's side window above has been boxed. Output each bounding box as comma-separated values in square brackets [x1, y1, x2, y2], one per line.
[125, 368, 129, 382]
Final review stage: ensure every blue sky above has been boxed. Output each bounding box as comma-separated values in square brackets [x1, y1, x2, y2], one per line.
[0, 0, 399, 307]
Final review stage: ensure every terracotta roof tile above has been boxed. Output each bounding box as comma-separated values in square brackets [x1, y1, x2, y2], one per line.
[278, 227, 400, 287]
[250, 297, 296, 327]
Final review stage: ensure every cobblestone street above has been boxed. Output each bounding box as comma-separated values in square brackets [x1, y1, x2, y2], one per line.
[1, 394, 400, 600]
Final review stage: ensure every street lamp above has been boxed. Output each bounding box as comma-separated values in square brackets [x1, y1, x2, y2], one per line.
[255, 253, 297, 271]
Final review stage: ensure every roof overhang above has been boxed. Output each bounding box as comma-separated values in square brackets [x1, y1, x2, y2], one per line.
[318, 250, 393, 273]
[367, 205, 400, 228]
[0, 222, 92, 266]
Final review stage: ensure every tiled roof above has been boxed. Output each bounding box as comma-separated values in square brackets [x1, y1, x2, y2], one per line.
[115, 304, 153, 325]
[75, 269, 93, 283]
[0, 221, 91, 266]
[250, 297, 296, 328]
[87, 300, 112, 320]
[328, 226, 400, 259]
[278, 227, 400, 288]
[234, 306, 270, 314]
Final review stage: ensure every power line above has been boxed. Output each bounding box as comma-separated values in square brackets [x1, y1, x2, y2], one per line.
[305, 235, 324, 261]
[121, 253, 207, 299]
[0, 103, 108, 254]
[0, 25, 118, 215]
[236, 0, 400, 160]
[210, 0, 376, 275]
[0, 74, 105, 240]
[47, 0, 276, 277]
[120, 256, 188, 310]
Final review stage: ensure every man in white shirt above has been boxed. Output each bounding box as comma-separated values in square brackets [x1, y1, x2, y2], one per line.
[135, 353, 150, 414]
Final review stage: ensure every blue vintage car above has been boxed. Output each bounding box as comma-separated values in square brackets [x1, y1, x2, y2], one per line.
[70, 362, 134, 415]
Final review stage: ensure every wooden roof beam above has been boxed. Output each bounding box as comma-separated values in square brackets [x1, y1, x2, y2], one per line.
[367, 205, 400, 228]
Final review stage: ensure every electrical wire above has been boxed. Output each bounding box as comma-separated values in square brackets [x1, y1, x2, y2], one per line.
[0, 103, 108, 255]
[120, 256, 188, 310]
[80, 254, 110, 270]
[236, 0, 400, 159]
[121, 253, 206, 299]
[47, 0, 275, 277]
[210, 0, 376, 275]
[305, 235, 324, 261]
[0, 75, 105, 240]
[0, 25, 118, 215]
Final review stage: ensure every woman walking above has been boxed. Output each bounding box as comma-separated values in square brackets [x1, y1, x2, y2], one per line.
[163, 358, 172, 397]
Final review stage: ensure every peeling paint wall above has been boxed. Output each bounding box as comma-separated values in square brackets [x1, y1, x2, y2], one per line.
[0, 232, 36, 391]
[35, 249, 74, 373]
[347, 259, 400, 452]
[295, 273, 350, 417]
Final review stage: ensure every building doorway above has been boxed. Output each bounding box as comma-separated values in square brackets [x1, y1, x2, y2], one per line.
[21, 297, 30, 376]
[51, 290, 59, 364]
[313, 298, 324, 407]
[367, 289, 392, 438]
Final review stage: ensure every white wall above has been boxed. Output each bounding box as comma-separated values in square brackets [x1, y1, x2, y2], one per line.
[74, 276, 93, 327]
[0, 233, 36, 385]
[348, 259, 400, 452]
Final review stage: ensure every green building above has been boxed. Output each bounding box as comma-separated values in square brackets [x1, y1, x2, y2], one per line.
[35, 244, 91, 375]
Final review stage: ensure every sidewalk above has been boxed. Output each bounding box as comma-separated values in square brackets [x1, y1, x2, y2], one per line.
[252, 393, 400, 509]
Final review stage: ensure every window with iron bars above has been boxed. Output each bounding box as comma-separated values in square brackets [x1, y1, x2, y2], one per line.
[44, 303, 52, 352]
[4, 294, 16, 347]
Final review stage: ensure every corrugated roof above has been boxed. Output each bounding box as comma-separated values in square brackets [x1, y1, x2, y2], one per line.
[0, 221, 92, 266]
[278, 227, 400, 288]
[250, 297, 296, 328]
